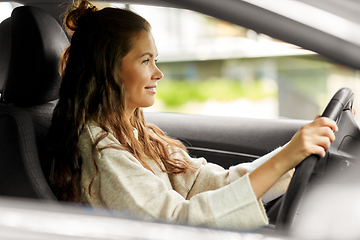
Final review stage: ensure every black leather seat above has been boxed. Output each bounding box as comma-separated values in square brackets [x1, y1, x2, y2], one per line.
[0, 6, 68, 200]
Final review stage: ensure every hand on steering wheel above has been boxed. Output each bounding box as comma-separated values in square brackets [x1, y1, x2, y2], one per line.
[281, 116, 337, 169]
[276, 87, 354, 232]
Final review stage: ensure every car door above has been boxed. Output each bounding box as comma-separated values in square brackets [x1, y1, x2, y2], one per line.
[145, 112, 307, 169]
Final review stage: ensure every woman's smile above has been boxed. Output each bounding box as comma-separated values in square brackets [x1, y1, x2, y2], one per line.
[145, 85, 157, 94]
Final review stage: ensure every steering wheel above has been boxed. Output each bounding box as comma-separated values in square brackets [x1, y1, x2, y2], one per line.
[275, 87, 354, 232]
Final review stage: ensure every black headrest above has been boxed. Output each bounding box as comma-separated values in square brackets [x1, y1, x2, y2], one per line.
[0, 17, 11, 94]
[2, 6, 69, 106]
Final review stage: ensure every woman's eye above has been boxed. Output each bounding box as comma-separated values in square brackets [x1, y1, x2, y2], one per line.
[142, 59, 149, 65]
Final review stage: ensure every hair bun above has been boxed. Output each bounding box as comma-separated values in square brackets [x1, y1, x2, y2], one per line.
[64, 0, 98, 35]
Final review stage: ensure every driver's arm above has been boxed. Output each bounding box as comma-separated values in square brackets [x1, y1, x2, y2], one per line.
[249, 116, 337, 200]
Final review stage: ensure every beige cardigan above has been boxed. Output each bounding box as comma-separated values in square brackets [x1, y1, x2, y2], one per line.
[78, 122, 292, 231]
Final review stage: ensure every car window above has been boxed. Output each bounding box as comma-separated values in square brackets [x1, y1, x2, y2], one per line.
[103, 3, 359, 121]
[0, 2, 13, 23]
[3, 2, 359, 121]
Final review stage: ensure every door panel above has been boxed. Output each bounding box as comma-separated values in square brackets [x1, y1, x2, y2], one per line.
[145, 112, 308, 168]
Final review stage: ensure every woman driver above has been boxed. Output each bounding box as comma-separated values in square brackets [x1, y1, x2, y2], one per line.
[48, 0, 337, 231]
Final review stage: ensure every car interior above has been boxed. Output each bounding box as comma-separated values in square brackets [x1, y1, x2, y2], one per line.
[3, 1, 358, 235]
[0, 4, 309, 225]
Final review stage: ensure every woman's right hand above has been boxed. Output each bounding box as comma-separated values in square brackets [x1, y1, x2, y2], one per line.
[249, 116, 338, 200]
[279, 116, 338, 171]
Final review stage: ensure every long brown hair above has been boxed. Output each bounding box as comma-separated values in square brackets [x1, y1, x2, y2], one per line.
[48, 0, 194, 202]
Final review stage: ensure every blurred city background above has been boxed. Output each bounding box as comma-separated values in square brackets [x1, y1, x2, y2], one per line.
[2, 2, 360, 121]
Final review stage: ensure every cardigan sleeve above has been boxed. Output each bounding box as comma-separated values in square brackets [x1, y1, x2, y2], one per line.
[79, 124, 270, 231]
[173, 147, 293, 204]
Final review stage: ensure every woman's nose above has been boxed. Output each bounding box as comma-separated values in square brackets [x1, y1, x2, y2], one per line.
[153, 66, 164, 80]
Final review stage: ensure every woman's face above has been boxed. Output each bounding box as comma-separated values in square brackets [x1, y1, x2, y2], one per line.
[119, 31, 163, 118]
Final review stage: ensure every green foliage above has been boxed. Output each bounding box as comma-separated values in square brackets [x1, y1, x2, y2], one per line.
[155, 79, 276, 107]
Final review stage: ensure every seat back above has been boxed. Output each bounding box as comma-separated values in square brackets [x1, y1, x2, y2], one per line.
[0, 6, 69, 200]
[0, 104, 56, 199]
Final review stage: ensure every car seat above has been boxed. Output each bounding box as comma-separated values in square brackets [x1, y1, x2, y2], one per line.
[0, 6, 68, 200]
